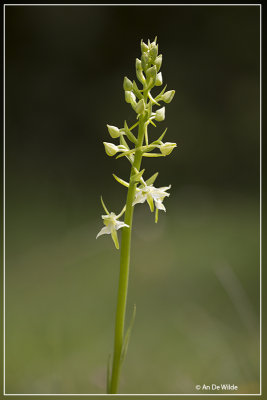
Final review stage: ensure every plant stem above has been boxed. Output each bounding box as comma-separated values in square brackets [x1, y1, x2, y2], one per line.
[109, 115, 147, 394]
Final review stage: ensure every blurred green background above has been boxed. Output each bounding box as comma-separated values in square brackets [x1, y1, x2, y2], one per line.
[5, 5, 260, 395]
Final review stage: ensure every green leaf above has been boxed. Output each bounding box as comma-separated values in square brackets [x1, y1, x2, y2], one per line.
[113, 174, 129, 188]
[121, 305, 136, 364]
[123, 121, 137, 144]
[130, 168, 145, 184]
[132, 80, 143, 100]
[148, 91, 160, 106]
[155, 84, 167, 100]
[146, 172, 159, 186]
[116, 148, 137, 159]
[149, 119, 157, 128]
[120, 135, 129, 150]
[152, 128, 168, 145]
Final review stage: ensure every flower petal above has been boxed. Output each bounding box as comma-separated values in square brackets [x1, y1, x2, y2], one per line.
[154, 199, 166, 211]
[96, 225, 111, 239]
[115, 221, 130, 230]
[133, 192, 146, 206]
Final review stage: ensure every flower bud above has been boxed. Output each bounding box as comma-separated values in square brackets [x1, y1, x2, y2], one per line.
[154, 54, 162, 72]
[136, 58, 145, 84]
[155, 72, 163, 86]
[149, 44, 158, 62]
[136, 58, 142, 71]
[155, 107, 165, 121]
[141, 39, 149, 53]
[135, 99, 145, 114]
[125, 90, 136, 105]
[107, 125, 121, 139]
[141, 53, 149, 71]
[161, 90, 175, 104]
[103, 142, 118, 156]
[146, 65, 157, 79]
[160, 142, 177, 156]
[123, 76, 133, 91]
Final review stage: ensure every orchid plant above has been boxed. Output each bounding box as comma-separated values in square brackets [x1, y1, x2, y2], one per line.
[96, 38, 176, 394]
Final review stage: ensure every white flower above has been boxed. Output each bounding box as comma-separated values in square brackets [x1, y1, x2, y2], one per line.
[133, 183, 171, 217]
[96, 199, 129, 249]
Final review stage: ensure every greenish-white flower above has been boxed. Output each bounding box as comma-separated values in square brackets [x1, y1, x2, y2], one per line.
[133, 183, 171, 213]
[96, 206, 129, 249]
[155, 107, 165, 121]
[107, 125, 121, 138]
[159, 141, 177, 156]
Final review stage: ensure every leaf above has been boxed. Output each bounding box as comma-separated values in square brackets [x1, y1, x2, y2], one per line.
[146, 172, 159, 186]
[148, 91, 160, 106]
[130, 169, 145, 184]
[116, 148, 137, 159]
[120, 304, 136, 364]
[123, 121, 137, 144]
[132, 80, 143, 100]
[155, 84, 167, 100]
[157, 127, 168, 143]
[113, 174, 129, 188]
[149, 119, 157, 128]
[120, 134, 129, 150]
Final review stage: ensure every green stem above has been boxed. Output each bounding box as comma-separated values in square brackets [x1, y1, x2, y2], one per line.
[109, 115, 147, 394]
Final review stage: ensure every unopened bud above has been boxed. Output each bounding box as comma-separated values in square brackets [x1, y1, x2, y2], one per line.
[146, 65, 157, 82]
[125, 91, 136, 105]
[161, 90, 175, 104]
[103, 142, 118, 156]
[141, 53, 149, 71]
[155, 107, 165, 121]
[135, 99, 145, 114]
[141, 39, 149, 53]
[155, 72, 163, 86]
[160, 142, 177, 156]
[149, 44, 158, 62]
[107, 125, 121, 138]
[123, 76, 133, 91]
[154, 54, 162, 72]
[136, 58, 142, 71]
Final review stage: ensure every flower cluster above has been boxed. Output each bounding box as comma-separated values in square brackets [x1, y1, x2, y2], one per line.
[97, 38, 176, 248]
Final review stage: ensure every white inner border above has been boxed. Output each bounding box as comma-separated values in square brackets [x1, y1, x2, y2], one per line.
[3, 3, 262, 397]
